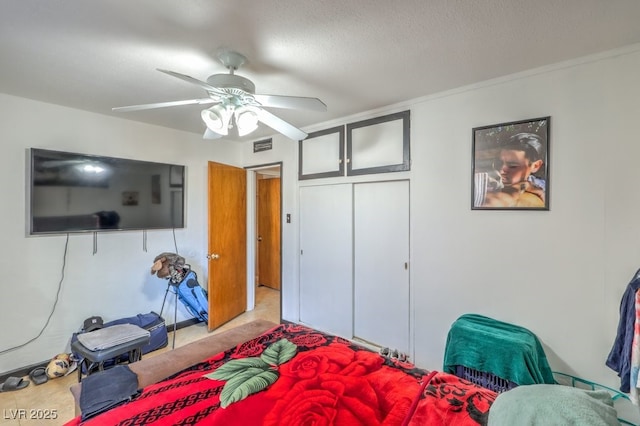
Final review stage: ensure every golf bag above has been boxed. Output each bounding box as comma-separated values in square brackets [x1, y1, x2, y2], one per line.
[170, 270, 209, 322]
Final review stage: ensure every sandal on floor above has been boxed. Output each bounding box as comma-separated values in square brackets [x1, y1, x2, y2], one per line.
[29, 367, 48, 385]
[0, 376, 30, 392]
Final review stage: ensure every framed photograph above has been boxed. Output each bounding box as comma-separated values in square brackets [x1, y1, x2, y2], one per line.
[170, 165, 183, 187]
[151, 174, 161, 204]
[472, 116, 550, 210]
[122, 191, 139, 206]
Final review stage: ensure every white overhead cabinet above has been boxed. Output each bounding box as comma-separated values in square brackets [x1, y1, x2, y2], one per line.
[298, 180, 410, 352]
[298, 111, 410, 179]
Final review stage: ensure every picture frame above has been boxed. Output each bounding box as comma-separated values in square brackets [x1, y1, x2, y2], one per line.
[471, 116, 550, 210]
[122, 191, 139, 206]
[170, 165, 183, 187]
[151, 174, 161, 204]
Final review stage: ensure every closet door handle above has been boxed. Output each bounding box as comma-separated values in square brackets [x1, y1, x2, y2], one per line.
[207, 253, 220, 260]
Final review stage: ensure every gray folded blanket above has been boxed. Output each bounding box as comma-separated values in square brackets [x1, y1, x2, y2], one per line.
[77, 324, 150, 351]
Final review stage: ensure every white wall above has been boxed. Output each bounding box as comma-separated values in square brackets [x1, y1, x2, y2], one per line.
[409, 46, 640, 387]
[0, 94, 242, 373]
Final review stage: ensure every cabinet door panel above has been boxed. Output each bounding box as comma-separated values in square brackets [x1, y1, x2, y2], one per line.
[353, 180, 410, 352]
[299, 184, 353, 338]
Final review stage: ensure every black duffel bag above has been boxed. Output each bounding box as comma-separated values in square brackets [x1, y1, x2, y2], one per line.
[72, 311, 168, 374]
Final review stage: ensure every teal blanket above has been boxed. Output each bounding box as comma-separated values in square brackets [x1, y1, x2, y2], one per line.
[443, 314, 555, 386]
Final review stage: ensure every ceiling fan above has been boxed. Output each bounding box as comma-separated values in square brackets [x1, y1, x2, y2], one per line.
[113, 50, 327, 141]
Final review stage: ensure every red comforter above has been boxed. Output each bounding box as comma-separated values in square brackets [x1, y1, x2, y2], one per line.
[65, 324, 496, 425]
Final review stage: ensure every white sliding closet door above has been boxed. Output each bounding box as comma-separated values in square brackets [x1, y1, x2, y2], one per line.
[353, 180, 410, 353]
[299, 184, 353, 338]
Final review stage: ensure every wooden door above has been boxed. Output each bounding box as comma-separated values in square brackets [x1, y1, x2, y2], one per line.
[207, 162, 247, 330]
[257, 177, 281, 290]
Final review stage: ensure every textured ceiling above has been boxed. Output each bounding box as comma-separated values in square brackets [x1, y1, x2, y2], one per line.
[2, 0, 640, 141]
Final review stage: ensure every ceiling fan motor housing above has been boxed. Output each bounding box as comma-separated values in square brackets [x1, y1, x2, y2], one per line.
[206, 74, 255, 94]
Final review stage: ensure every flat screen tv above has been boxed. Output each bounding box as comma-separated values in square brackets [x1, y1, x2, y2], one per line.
[29, 148, 185, 234]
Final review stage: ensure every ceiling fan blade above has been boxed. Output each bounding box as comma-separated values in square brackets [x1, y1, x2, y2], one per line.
[255, 109, 308, 141]
[253, 94, 327, 112]
[203, 128, 223, 140]
[157, 69, 228, 97]
[113, 98, 215, 112]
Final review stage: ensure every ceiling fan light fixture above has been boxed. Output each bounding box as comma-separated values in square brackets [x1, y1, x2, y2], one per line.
[114, 50, 326, 141]
[201, 104, 232, 136]
[235, 106, 259, 137]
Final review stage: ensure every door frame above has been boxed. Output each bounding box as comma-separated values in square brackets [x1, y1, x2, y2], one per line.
[245, 161, 283, 320]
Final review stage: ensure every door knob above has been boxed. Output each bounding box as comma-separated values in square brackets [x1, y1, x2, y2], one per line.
[257, 236, 263, 242]
[207, 253, 220, 260]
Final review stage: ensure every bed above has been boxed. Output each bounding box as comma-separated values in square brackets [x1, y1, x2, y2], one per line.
[65, 321, 497, 425]
[64, 320, 637, 426]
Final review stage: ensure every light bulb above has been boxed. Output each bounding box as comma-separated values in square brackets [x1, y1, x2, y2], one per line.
[235, 107, 259, 137]
[201, 104, 232, 136]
